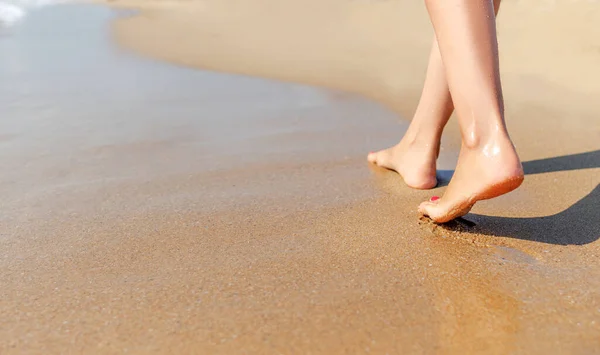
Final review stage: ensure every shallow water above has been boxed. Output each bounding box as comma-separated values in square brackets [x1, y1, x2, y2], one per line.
[0, 4, 416, 219]
[0, 0, 74, 28]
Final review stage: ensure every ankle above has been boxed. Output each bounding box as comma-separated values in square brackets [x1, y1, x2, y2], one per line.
[402, 126, 441, 150]
[462, 118, 509, 150]
[461, 125, 521, 171]
[400, 133, 440, 154]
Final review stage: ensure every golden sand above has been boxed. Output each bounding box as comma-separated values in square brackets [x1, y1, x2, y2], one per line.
[2, 0, 600, 353]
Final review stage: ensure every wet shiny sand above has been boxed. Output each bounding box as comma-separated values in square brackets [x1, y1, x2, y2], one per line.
[2, 2, 600, 353]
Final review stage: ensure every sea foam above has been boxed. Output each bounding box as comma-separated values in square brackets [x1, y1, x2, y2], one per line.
[0, 0, 73, 28]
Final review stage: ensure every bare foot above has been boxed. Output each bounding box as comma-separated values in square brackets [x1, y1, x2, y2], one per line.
[367, 137, 439, 190]
[418, 132, 524, 223]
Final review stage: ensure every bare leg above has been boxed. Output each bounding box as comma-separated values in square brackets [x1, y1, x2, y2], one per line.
[367, 39, 451, 189]
[368, 0, 502, 190]
[418, 0, 523, 223]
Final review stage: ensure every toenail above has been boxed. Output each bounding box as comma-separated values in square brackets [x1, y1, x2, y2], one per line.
[430, 196, 440, 202]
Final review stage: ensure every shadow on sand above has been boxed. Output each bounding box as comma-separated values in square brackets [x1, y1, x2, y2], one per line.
[438, 150, 600, 245]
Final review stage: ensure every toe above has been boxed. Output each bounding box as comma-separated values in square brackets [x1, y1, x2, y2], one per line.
[418, 201, 446, 223]
[419, 199, 473, 223]
[418, 201, 436, 216]
[367, 151, 378, 164]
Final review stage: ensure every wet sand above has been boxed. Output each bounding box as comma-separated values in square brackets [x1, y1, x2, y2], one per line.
[2, 1, 600, 354]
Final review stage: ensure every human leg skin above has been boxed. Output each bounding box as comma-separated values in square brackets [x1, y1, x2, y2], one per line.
[418, 0, 523, 223]
[368, 0, 502, 191]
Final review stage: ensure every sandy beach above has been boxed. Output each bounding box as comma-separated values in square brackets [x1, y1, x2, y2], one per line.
[1, 0, 599, 353]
